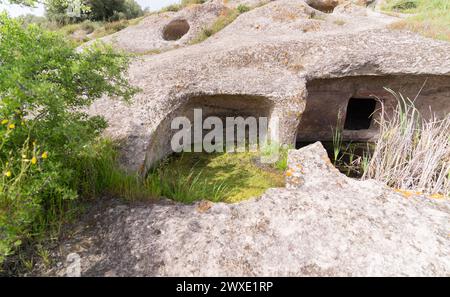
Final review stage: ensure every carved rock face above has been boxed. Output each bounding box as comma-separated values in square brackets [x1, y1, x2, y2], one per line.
[85, 0, 450, 172]
[34, 2, 450, 276]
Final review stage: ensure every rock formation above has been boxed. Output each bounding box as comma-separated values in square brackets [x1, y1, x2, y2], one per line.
[87, 0, 450, 172]
[40, 0, 450, 277]
[40, 143, 450, 276]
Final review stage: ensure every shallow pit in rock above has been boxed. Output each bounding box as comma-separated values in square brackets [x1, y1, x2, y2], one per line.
[162, 19, 190, 41]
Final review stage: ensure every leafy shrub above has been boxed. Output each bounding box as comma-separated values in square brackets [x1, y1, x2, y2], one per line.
[0, 14, 136, 263]
[103, 19, 129, 32]
[46, 0, 144, 23]
[121, 0, 144, 19]
[388, 0, 418, 11]
[237, 4, 250, 14]
[17, 14, 48, 27]
[110, 11, 127, 22]
[181, 0, 207, 6]
[79, 20, 97, 33]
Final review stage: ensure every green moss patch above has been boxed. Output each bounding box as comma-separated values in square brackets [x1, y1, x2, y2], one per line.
[146, 152, 286, 203]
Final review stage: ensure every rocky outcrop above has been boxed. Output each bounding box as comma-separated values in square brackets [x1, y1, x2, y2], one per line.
[43, 0, 450, 277]
[86, 0, 450, 172]
[84, 0, 227, 54]
[39, 143, 450, 276]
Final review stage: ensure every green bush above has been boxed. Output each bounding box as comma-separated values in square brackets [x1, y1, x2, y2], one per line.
[386, 0, 418, 11]
[237, 4, 250, 14]
[0, 14, 136, 264]
[79, 20, 97, 33]
[103, 19, 129, 32]
[86, 0, 143, 21]
[45, 0, 144, 23]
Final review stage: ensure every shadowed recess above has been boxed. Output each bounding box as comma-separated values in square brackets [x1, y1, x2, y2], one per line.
[162, 19, 190, 41]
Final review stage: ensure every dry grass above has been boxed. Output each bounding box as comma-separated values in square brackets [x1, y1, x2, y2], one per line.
[362, 89, 450, 197]
[389, 20, 450, 41]
[272, 7, 301, 22]
[90, 17, 144, 39]
[383, 0, 450, 41]
[333, 19, 345, 26]
[189, 0, 271, 44]
[190, 7, 240, 44]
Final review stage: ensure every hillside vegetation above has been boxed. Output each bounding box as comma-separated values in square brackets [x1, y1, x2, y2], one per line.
[0, 14, 136, 266]
[383, 0, 450, 41]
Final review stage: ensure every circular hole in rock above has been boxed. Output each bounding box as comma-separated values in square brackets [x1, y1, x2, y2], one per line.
[162, 19, 190, 41]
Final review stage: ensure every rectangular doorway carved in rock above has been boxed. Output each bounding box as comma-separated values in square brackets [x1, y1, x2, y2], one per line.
[344, 98, 377, 130]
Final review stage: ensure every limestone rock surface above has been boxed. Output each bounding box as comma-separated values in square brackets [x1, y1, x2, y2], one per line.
[39, 143, 450, 277]
[85, 0, 450, 172]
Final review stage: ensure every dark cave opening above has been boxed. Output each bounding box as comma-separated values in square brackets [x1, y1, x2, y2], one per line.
[344, 98, 377, 130]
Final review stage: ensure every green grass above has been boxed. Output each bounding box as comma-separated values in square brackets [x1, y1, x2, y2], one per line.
[72, 140, 286, 204]
[23, 17, 146, 45]
[237, 4, 251, 14]
[2, 140, 287, 273]
[68, 140, 156, 201]
[147, 151, 285, 203]
[2, 138, 288, 272]
[160, 0, 207, 13]
[189, 0, 271, 44]
[383, 0, 450, 41]
[190, 7, 241, 44]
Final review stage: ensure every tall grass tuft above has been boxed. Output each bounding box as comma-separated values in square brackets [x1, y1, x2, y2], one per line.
[362, 89, 450, 196]
[331, 110, 344, 165]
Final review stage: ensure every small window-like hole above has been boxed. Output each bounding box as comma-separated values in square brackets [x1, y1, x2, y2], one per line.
[344, 98, 377, 130]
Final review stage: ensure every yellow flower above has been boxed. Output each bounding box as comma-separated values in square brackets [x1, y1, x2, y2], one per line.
[31, 156, 37, 165]
[8, 123, 15, 129]
[41, 152, 48, 159]
[429, 193, 444, 199]
[4, 171, 11, 177]
[1, 119, 8, 125]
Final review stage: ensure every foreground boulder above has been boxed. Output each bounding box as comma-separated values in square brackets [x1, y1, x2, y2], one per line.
[39, 143, 450, 276]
